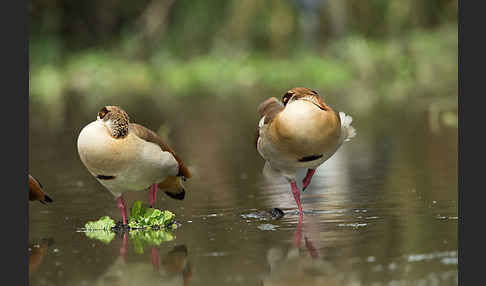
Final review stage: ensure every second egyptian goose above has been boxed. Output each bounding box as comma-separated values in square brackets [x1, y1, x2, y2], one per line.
[256, 87, 356, 217]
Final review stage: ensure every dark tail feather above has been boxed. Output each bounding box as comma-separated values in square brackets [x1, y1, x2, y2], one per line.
[43, 194, 53, 203]
[165, 189, 185, 200]
[38, 194, 53, 204]
[159, 176, 186, 200]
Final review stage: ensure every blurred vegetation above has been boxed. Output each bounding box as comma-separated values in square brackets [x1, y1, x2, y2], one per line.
[29, 0, 457, 112]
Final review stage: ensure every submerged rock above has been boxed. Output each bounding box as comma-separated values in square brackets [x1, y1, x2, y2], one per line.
[241, 208, 285, 221]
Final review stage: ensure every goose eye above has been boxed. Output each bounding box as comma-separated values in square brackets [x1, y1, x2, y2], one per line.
[282, 91, 294, 105]
[98, 107, 109, 119]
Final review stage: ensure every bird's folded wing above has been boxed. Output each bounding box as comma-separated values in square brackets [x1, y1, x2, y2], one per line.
[129, 123, 191, 178]
[257, 97, 284, 124]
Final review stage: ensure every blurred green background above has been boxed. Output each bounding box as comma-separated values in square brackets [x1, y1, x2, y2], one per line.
[29, 0, 457, 116]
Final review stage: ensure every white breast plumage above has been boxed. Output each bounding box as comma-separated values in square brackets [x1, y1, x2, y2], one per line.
[77, 120, 178, 197]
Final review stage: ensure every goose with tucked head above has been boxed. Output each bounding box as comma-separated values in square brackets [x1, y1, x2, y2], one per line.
[256, 88, 356, 217]
[77, 106, 191, 225]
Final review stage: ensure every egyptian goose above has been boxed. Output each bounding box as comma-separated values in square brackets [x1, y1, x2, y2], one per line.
[77, 106, 191, 225]
[29, 174, 53, 204]
[256, 87, 356, 217]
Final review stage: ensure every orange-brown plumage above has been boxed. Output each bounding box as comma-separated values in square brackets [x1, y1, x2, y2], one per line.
[29, 174, 53, 204]
[257, 87, 342, 161]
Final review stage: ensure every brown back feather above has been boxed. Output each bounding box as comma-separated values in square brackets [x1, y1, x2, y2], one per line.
[129, 123, 192, 178]
[257, 97, 284, 124]
[256, 97, 284, 148]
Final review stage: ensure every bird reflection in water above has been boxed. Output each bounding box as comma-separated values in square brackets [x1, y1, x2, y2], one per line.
[262, 218, 346, 286]
[29, 238, 54, 277]
[95, 233, 192, 286]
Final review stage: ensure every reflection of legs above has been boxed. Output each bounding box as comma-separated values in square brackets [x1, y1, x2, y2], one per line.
[293, 214, 304, 248]
[304, 236, 318, 259]
[302, 169, 316, 191]
[149, 184, 158, 207]
[290, 181, 303, 216]
[120, 232, 128, 260]
[293, 216, 319, 258]
[117, 196, 128, 225]
[151, 247, 161, 271]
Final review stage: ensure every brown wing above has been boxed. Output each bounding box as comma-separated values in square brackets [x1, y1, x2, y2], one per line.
[129, 123, 191, 178]
[258, 97, 284, 123]
[255, 97, 284, 146]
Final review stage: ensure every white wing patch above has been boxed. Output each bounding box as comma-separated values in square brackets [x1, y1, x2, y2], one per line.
[258, 116, 266, 128]
[339, 112, 356, 142]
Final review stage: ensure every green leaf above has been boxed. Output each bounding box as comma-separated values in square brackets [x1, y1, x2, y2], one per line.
[130, 201, 143, 218]
[84, 216, 116, 230]
[128, 201, 176, 229]
[84, 216, 116, 244]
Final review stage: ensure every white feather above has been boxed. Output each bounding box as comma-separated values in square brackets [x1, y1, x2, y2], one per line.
[339, 112, 357, 142]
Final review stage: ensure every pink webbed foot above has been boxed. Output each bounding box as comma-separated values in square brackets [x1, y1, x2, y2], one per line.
[149, 183, 158, 207]
[116, 195, 128, 225]
[302, 169, 316, 191]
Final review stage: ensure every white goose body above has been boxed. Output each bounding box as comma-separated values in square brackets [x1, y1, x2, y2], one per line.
[77, 120, 178, 198]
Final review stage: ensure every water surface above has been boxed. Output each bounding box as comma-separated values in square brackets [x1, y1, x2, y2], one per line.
[29, 92, 458, 285]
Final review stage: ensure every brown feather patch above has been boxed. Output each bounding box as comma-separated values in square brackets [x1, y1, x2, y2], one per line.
[101, 106, 130, 138]
[257, 97, 284, 124]
[130, 123, 191, 178]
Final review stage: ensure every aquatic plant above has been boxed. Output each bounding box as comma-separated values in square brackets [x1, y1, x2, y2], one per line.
[128, 201, 176, 229]
[84, 216, 116, 231]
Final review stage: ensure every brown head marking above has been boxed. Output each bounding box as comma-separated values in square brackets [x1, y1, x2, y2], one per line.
[282, 87, 329, 111]
[98, 106, 130, 138]
[282, 90, 295, 106]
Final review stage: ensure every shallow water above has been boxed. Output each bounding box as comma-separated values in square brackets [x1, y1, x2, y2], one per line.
[29, 92, 457, 286]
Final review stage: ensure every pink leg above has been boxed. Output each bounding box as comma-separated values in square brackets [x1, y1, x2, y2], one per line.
[116, 195, 128, 225]
[302, 169, 316, 191]
[290, 181, 304, 217]
[149, 184, 158, 207]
